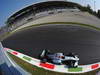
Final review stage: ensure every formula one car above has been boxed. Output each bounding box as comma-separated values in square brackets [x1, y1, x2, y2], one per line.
[39, 49, 79, 68]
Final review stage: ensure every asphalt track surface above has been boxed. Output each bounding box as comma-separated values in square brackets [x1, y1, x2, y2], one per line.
[2, 24, 100, 65]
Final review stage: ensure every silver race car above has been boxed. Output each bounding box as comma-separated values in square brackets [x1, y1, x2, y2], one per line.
[39, 49, 79, 68]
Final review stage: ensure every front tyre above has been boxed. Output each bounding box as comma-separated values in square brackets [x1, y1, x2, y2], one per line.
[67, 60, 76, 68]
[70, 61, 75, 68]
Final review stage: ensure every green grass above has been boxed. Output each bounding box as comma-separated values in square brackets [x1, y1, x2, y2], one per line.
[68, 67, 82, 72]
[1, 22, 100, 75]
[1, 22, 100, 41]
[14, 22, 100, 32]
[0, 32, 10, 41]
[7, 52, 100, 75]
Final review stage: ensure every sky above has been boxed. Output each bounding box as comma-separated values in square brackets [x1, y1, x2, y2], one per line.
[0, 0, 100, 26]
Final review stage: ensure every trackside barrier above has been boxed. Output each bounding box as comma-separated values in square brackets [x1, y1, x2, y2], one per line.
[0, 43, 31, 75]
[4, 48, 100, 74]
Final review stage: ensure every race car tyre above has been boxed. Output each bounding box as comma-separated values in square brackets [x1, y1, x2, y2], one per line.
[70, 61, 75, 68]
[66, 60, 76, 68]
[41, 59, 47, 63]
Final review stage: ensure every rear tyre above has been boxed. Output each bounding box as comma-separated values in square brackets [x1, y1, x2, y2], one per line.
[70, 61, 75, 68]
[41, 59, 47, 63]
[64, 60, 75, 68]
